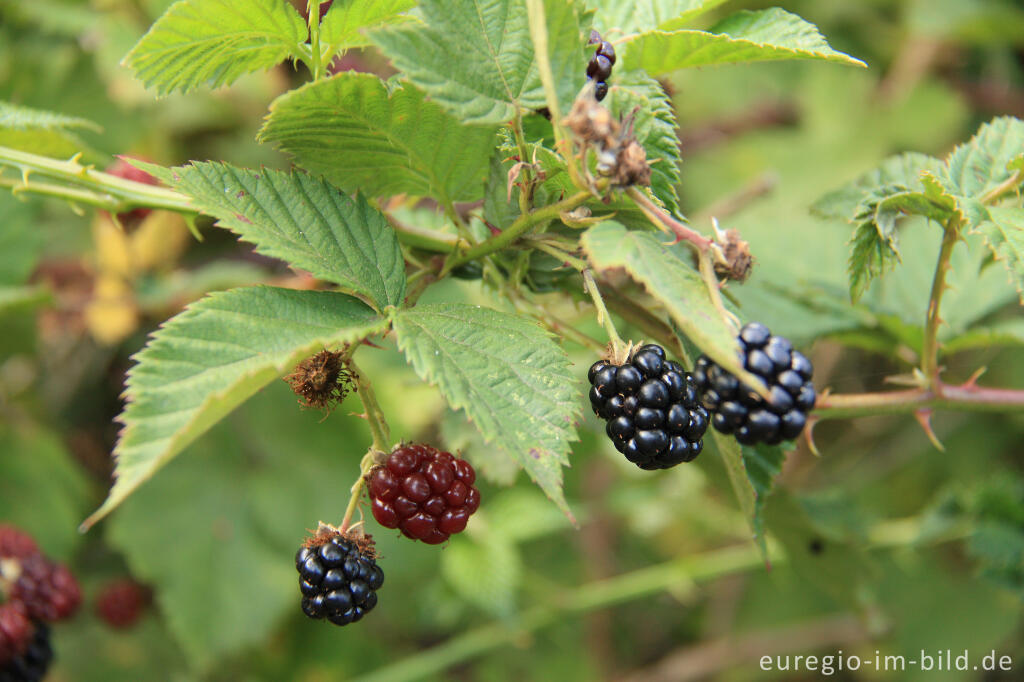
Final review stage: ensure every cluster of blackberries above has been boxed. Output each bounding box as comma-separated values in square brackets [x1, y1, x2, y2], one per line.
[694, 323, 816, 446]
[587, 30, 616, 101]
[296, 530, 384, 627]
[368, 444, 481, 545]
[0, 524, 80, 681]
[589, 344, 710, 469]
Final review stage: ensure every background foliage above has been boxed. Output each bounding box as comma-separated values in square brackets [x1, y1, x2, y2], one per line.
[1, 0, 1023, 680]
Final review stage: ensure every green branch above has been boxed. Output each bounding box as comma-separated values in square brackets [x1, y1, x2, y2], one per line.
[441, 191, 590, 275]
[921, 216, 961, 385]
[306, 0, 324, 80]
[814, 379, 1024, 420]
[0, 145, 195, 215]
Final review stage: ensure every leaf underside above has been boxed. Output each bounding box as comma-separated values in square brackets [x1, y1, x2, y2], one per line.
[82, 286, 386, 528]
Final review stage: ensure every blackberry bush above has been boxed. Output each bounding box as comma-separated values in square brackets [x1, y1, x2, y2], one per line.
[589, 344, 709, 470]
[694, 323, 816, 446]
[295, 528, 384, 627]
[368, 444, 481, 544]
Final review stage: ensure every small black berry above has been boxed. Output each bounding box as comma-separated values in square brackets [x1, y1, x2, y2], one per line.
[594, 81, 609, 101]
[695, 323, 816, 445]
[587, 55, 613, 81]
[597, 41, 616, 65]
[296, 530, 382, 627]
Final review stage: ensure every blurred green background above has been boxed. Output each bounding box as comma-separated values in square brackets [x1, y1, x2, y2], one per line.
[1, 0, 1023, 680]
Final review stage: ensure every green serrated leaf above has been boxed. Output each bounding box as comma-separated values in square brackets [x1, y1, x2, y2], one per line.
[623, 7, 865, 76]
[944, 318, 1024, 354]
[593, 0, 730, 36]
[123, 0, 307, 95]
[0, 100, 101, 133]
[743, 443, 787, 543]
[974, 205, 1024, 302]
[259, 73, 497, 205]
[945, 116, 1024, 198]
[391, 303, 580, 517]
[370, 0, 587, 125]
[440, 536, 522, 616]
[606, 70, 682, 214]
[0, 100, 102, 158]
[106, 384, 370, 668]
[82, 286, 386, 528]
[581, 221, 762, 388]
[154, 161, 407, 310]
[812, 152, 946, 221]
[320, 0, 415, 55]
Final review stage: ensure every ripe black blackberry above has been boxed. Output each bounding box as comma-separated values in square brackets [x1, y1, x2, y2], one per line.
[589, 344, 709, 470]
[694, 322, 816, 445]
[587, 30, 616, 101]
[296, 528, 383, 627]
[368, 443, 480, 545]
[0, 621, 52, 682]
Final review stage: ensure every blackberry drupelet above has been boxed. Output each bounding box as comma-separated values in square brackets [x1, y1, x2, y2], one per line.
[368, 444, 481, 544]
[10, 557, 81, 623]
[0, 621, 52, 682]
[589, 344, 710, 470]
[586, 30, 616, 101]
[694, 322, 816, 445]
[296, 532, 383, 627]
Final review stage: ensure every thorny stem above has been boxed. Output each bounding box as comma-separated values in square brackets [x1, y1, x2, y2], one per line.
[306, 0, 324, 80]
[525, 237, 591, 272]
[626, 186, 714, 251]
[813, 379, 1024, 419]
[441, 191, 590, 275]
[921, 216, 961, 387]
[0, 146, 195, 215]
[511, 109, 535, 215]
[583, 269, 625, 353]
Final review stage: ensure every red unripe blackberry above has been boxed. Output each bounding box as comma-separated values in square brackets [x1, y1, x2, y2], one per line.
[95, 580, 149, 629]
[0, 603, 31, 665]
[589, 344, 709, 469]
[0, 526, 39, 561]
[694, 322, 815, 445]
[295, 530, 383, 627]
[368, 444, 480, 544]
[0, 620, 52, 682]
[10, 556, 81, 623]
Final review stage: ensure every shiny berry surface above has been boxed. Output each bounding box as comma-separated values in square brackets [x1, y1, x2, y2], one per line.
[369, 444, 480, 544]
[296, 532, 383, 627]
[695, 322, 816, 445]
[588, 345, 709, 469]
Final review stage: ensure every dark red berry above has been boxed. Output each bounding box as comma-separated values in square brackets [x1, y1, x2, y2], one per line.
[368, 444, 481, 543]
[0, 603, 32, 665]
[95, 580, 149, 629]
[296, 529, 382, 627]
[0, 525, 39, 560]
[10, 556, 81, 623]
